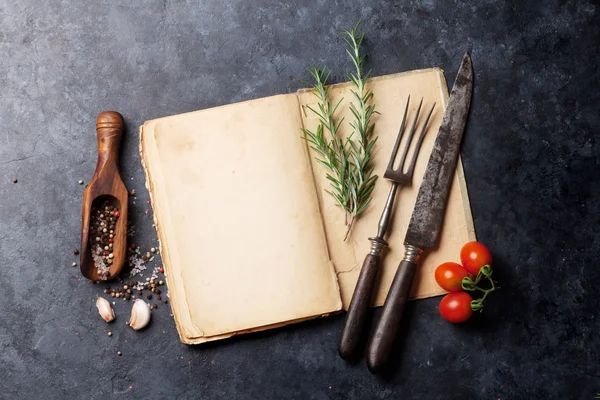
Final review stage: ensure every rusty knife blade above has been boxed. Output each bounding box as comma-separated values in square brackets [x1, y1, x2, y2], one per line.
[404, 52, 473, 250]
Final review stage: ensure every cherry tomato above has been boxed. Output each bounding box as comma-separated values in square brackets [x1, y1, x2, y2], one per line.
[439, 292, 473, 323]
[434, 262, 470, 292]
[460, 241, 492, 276]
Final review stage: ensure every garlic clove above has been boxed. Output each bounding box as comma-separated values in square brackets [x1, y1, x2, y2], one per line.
[96, 297, 115, 323]
[129, 299, 151, 331]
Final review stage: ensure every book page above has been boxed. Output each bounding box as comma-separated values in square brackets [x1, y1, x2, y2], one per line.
[140, 94, 341, 342]
[297, 68, 476, 308]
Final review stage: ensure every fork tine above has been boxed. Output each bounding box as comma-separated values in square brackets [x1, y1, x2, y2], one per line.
[386, 96, 411, 172]
[405, 102, 436, 178]
[396, 98, 423, 172]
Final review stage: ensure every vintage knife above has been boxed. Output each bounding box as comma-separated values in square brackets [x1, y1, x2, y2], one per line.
[366, 52, 474, 373]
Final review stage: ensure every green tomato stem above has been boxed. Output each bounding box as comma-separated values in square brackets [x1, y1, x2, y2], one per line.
[468, 265, 498, 311]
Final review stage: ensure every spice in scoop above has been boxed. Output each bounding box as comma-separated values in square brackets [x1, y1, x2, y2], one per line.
[89, 200, 120, 280]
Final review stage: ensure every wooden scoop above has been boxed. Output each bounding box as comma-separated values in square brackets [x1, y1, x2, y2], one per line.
[79, 111, 128, 281]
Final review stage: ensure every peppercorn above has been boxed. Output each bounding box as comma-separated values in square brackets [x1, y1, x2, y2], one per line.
[12, 178, 17, 183]
[73, 249, 79, 255]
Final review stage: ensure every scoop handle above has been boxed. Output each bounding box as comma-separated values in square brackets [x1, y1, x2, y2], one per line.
[95, 111, 124, 171]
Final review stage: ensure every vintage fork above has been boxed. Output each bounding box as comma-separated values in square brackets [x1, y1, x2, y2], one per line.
[338, 96, 436, 360]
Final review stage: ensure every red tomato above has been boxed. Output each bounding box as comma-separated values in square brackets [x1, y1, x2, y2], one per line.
[460, 241, 492, 276]
[439, 292, 473, 323]
[434, 262, 470, 292]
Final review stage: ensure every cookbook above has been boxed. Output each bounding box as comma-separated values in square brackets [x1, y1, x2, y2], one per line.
[139, 68, 475, 344]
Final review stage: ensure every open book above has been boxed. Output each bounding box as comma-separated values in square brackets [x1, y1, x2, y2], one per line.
[139, 68, 475, 344]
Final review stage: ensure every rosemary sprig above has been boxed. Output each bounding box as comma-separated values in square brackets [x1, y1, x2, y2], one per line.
[302, 20, 378, 241]
[301, 67, 352, 216]
[341, 20, 378, 239]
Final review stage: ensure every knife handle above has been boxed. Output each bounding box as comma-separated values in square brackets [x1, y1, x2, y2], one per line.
[367, 257, 418, 373]
[338, 252, 382, 360]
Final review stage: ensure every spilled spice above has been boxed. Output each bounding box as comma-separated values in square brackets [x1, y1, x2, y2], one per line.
[79, 200, 170, 337]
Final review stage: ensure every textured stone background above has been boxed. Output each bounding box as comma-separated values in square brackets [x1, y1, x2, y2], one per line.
[0, 1, 599, 399]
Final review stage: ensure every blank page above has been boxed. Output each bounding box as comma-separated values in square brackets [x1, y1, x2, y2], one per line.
[297, 68, 476, 308]
[142, 94, 341, 341]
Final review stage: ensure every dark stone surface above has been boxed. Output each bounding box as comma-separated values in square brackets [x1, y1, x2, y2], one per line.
[0, 0, 598, 399]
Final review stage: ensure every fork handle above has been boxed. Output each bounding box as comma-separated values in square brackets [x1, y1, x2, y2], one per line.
[338, 252, 382, 360]
[367, 255, 419, 373]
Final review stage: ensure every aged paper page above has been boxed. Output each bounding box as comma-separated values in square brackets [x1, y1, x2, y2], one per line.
[140, 94, 341, 343]
[297, 68, 476, 309]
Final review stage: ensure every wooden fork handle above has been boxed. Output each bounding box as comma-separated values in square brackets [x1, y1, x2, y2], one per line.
[95, 111, 124, 170]
[339, 252, 382, 360]
[367, 258, 417, 373]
